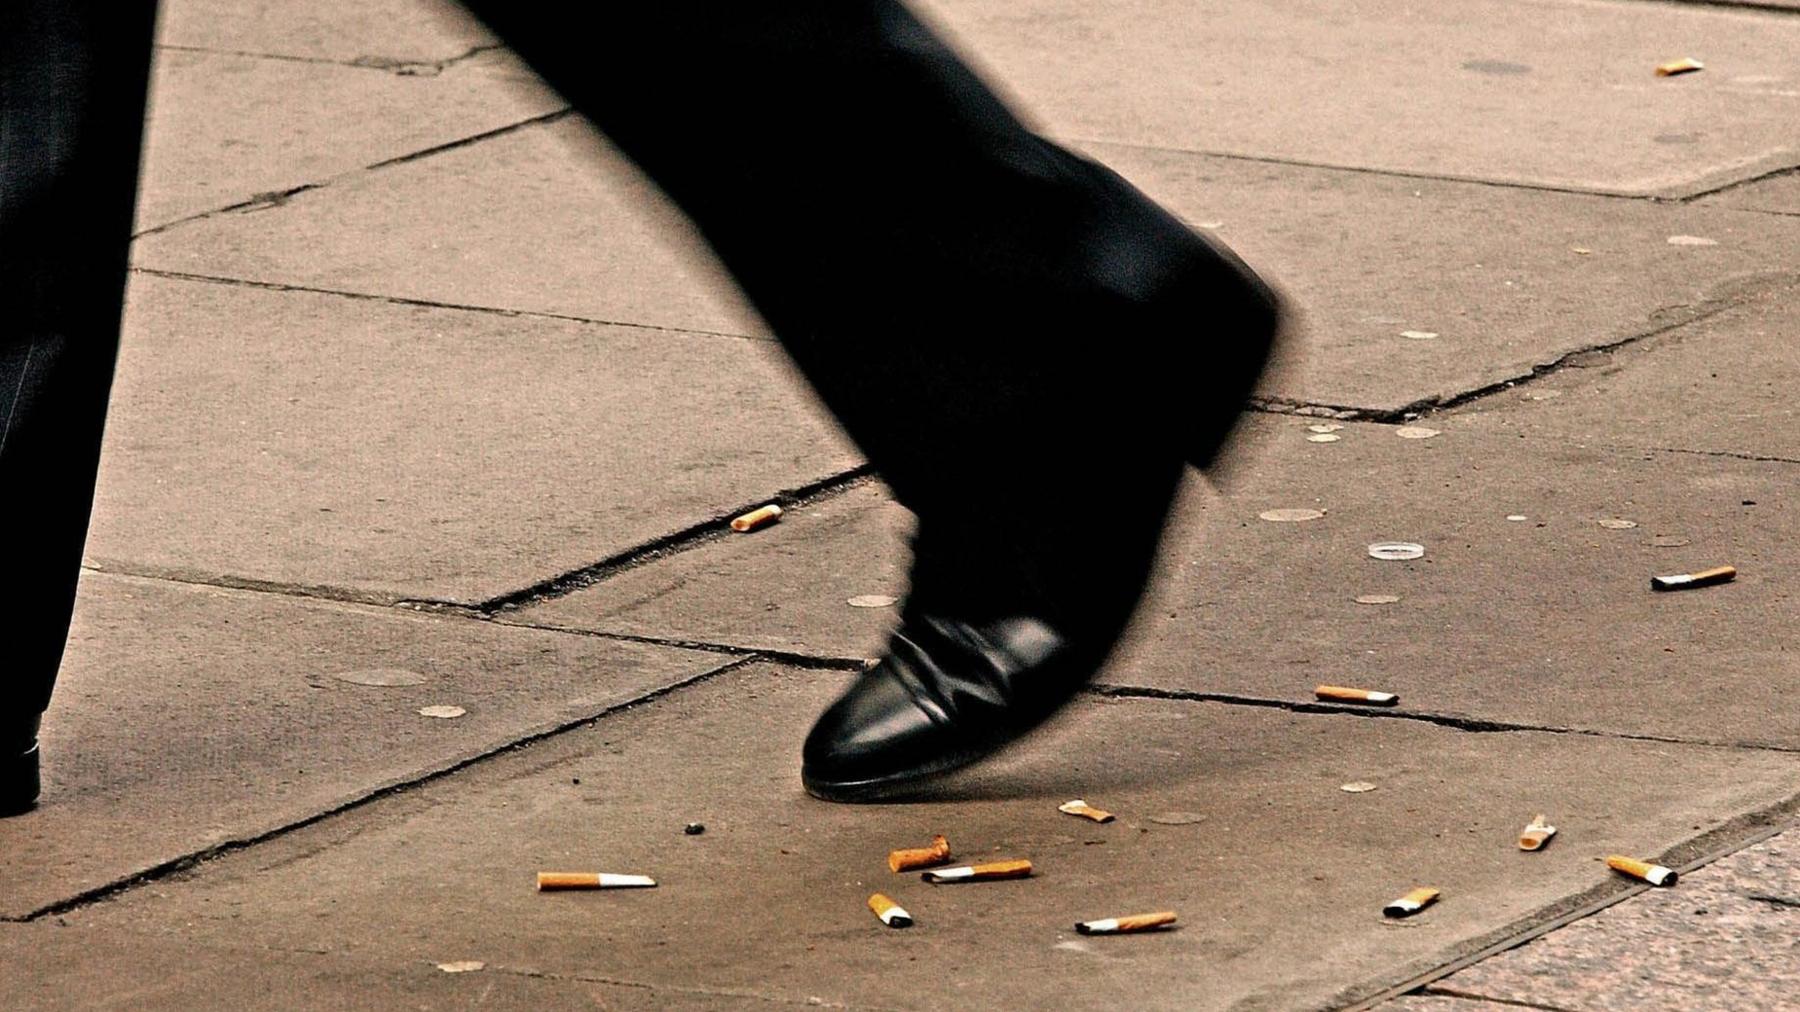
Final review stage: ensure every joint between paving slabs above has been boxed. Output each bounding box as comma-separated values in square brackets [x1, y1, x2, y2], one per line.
[152, 41, 507, 78]
[463, 963, 885, 1011]
[1416, 985, 1583, 1012]
[1085, 683, 1800, 755]
[7, 654, 757, 923]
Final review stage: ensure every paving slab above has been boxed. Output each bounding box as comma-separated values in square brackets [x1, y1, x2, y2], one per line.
[135, 47, 560, 232]
[0, 571, 728, 920]
[1448, 275, 1800, 460]
[917, 0, 1800, 196]
[87, 274, 855, 605]
[516, 482, 910, 659]
[131, 116, 1797, 413]
[1409, 828, 1800, 1010]
[157, 0, 495, 68]
[2, 921, 757, 1012]
[1703, 172, 1800, 216]
[133, 116, 765, 338]
[58, 664, 1800, 1011]
[509, 417, 1800, 749]
[1084, 142, 1797, 412]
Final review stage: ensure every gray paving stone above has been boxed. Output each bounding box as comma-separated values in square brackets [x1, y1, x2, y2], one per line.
[58, 664, 1800, 1011]
[87, 274, 855, 605]
[1085, 143, 1796, 412]
[918, 0, 1800, 195]
[1420, 829, 1800, 1011]
[516, 482, 909, 660]
[132, 117, 764, 338]
[157, 0, 495, 67]
[1449, 276, 1800, 461]
[135, 46, 561, 232]
[508, 417, 1800, 750]
[0, 572, 729, 919]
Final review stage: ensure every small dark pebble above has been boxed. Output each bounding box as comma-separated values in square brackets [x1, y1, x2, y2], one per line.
[1694, 908, 1709, 915]
[1743, 500, 1757, 506]
[684, 822, 706, 835]
[571, 778, 581, 785]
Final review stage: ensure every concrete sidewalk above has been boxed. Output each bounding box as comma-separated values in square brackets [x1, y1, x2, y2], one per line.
[4, 0, 1798, 1008]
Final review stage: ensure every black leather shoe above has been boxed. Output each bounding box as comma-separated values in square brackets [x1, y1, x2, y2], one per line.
[2, 715, 43, 817]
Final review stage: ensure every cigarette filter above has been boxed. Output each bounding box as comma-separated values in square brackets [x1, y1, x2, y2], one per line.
[1650, 565, 1735, 592]
[536, 872, 657, 891]
[1058, 799, 1116, 823]
[1315, 684, 1400, 706]
[867, 893, 913, 928]
[888, 834, 952, 873]
[921, 859, 1033, 884]
[1075, 911, 1178, 935]
[1655, 57, 1704, 76]
[1607, 855, 1678, 887]
[1518, 815, 1558, 851]
[1383, 887, 1440, 918]
[729, 504, 783, 533]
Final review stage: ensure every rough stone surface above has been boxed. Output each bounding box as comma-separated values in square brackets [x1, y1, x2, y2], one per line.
[917, 0, 1800, 195]
[132, 117, 765, 338]
[156, 0, 495, 67]
[136, 48, 560, 231]
[1410, 829, 1800, 1011]
[87, 274, 855, 605]
[56, 665, 1800, 1011]
[0, 572, 728, 918]
[1449, 275, 1800, 461]
[516, 482, 910, 659]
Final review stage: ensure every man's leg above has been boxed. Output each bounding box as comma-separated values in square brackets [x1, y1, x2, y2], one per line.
[459, 1, 1281, 798]
[0, 1, 161, 814]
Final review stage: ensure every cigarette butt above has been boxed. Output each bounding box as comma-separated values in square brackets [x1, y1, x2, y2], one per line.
[1607, 855, 1678, 886]
[868, 892, 913, 928]
[1315, 684, 1400, 706]
[1058, 800, 1116, 823]
[536, 872, 657, 891]
[1518, 814, 1558, 851]
[1655, 57, 1704, 77]
[1075, 911, 1178, 935]
[888, 834, 952, 873]
[1651, 565, 1735, 592]
[921, 859, 1033, 883]
[1383, 887, 1440, 918]
[729, 504, 783, 533]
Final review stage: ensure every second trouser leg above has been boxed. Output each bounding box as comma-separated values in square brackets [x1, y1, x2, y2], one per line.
[0, 2, 161, 744]
[459, 1, 1277, 633]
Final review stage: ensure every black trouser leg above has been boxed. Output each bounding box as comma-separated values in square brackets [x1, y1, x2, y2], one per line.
[0, 2, 160, 730]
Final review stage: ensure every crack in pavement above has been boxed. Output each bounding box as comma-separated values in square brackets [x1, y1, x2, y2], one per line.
[3, 655, 757, 924]
[154, 41, 506, 77]
[1417, 986, 1584, 1011]
[123, 266, 768, 343]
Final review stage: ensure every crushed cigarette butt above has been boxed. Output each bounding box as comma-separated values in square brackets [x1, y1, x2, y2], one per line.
[1307, 433, 1342, 443]
[418, 705, 465, 719]
[1518, 814, 1557, 851]
[1667, 235, 1718, 247]
[1572, 247, 1592, 255]
[1340, 782, 1378, 793]
[1652, 565, 1735, 592]
[436, 961, 485, 973]
[729, 504, 783, 533]
[1608, 855, 1677, 886]
[868, 893, 913, 928]
[921, 859, 1033, 883]
[1354, 594, 1401, 605]
[1059, 800, 1115, 823]
[1260, 508, 1326, 522]
[1383, 887, 1440, 918]
[1655, 57, 1704, 77]
[1400, 330, 1438, 340]
[1598, 518, 1638, 530]
[1075, 911, 1177, 935]
[536, 872, 656, 891]
[888, 834, 952, 873]
[1316, 685, 1399, 706]
[846, 594, 897, 609]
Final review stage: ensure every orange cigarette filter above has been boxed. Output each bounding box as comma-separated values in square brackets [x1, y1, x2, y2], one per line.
[1607, 855, 1678, 887]
[1655, 57, 1704, 77]
[1315, 684, 1399, 706]
[536, 872, 657, 891]
[1058, 799, 1116, 823]
[1383, 887, 1440, 918]
[1518, 814, 1557, 851]
[888, 834, 952, 873]
[867, 893, 913, 928]
[1075, 911, 1178, 935]
[729, 504, 783, 532]
[921, 859, 1034, 883]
